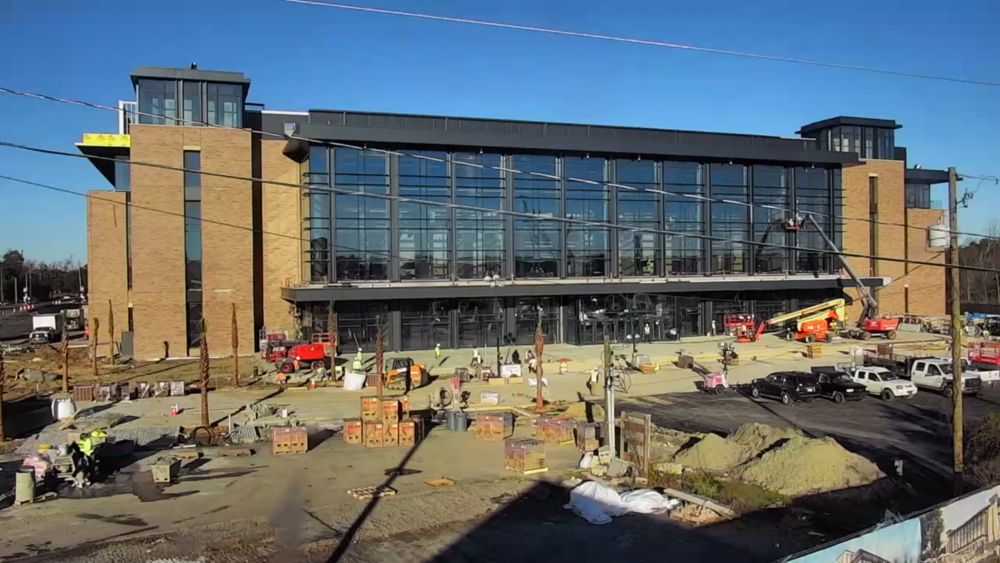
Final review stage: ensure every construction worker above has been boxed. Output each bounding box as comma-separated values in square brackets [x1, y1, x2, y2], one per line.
[435, 343, 442, 360]
[643, 322, 651, 343]
[74, 429, 107, 483]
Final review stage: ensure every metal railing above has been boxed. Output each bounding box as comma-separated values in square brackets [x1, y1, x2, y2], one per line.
[119, 100, 138, 135]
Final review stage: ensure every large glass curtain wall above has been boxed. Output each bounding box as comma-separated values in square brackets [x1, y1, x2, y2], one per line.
[457, 299, 506, 349]
[663, 162, 704, 274]
[399, 152, 451, 280]
[335, 149, 390, 280]
[565, 157, 610, 277]
[305, 147, 331, 283]
[401, 300, 451, 351]
[752, 166, 790, 273]
[795, 168, 833, 272]
[616, 160, 660, 276]
[455, 153, 505, 279]
[333, 302, 389, 352]
[514, 297, 558, 345]
[710, 164, 750, 274]
[513, 155, 561, 278]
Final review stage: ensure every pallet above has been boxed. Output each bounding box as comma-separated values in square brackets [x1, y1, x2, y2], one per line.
[347, 485, 397, 500]
[220, 448, 253, 457]
[424, 478, 455, 487]
[174, 451, 201, 461]
[520, 467, 548, 475]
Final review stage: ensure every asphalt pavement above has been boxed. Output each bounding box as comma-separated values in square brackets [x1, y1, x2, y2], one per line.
[620, 385, 1000, 478]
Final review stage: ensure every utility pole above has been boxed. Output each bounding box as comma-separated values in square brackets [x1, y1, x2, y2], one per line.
[603, 336, 615, 455]
[949, 166, 964, 496]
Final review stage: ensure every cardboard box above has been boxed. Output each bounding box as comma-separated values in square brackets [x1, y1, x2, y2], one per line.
[507, 376, 524, 385]
[364, 422, 385, 448]
[361, 397, 380, 423]
[343, 418, 363, 445]
[380, 398, 400, 423]
[273, 427, 308, 455]
[385, 422, 400, 447]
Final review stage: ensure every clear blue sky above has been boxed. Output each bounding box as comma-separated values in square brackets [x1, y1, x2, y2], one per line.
[0, 0, 996, 263]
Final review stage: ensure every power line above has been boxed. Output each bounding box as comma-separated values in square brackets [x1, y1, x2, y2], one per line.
[1, 86, 997, 243]
[286, 0, 1000, 88]
[4, 139, 999, 276]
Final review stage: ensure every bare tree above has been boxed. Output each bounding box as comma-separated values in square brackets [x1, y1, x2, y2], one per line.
[327, 301, 336, 374]
[200, 319, 210, 428]
[0, 347, 5, 441]
[91, 317, 100, 377]
[374, 315, 384, 398]
[231, 303, 239, 388]
[107, 299, 115, 359]
[61, 321, 69, 393]
[534, 310, 545, 409]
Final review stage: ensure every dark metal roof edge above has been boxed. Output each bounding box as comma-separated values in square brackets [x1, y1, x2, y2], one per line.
[296, 123, 860, 165]
[281, 277, 882, 302]
[905, 168, 950, 185]
[130, 67, 251, 87]
[76, 144, 125, 186]
[797, 116, 901, 135]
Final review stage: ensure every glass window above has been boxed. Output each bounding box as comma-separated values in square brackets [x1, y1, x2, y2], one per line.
[182, 81, 202, 126]
[184, 151, 201, 200]
[565, 157, 609, 277]
[401, 300, 451, 351]
[863, 128, 874, 159]
[334, 301, 389, 351]
[305, 146, 331, 283]
[457, 299, 506, 349]
[399, 152, 451, 280]
[796, 168, 832, 272]
[335, 148, 390, 280]
[663, 162, 704, 274]
[831, 127, 842, 152]
[876, 129, 894, 159]
[616, 160, 659, 276]
[513, 155, 560, 278]
[710, 163, 748, 274]
[207, 83, 242, 128]
[114, 156, 130, 192]
[137, 79, 176, 126]
[455, 152, 505, 279]
[752, 165, 790, 273]
[905, 183, 931, 209]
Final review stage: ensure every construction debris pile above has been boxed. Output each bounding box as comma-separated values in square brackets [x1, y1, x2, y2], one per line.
[653, 422, 885, 497]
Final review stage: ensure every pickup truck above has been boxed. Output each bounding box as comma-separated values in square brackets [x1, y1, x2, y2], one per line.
[863, 354, 981, 397]
[846, 365, 918, 401]
[809, 366, 869, 403]
[955, 358, 1000, 387]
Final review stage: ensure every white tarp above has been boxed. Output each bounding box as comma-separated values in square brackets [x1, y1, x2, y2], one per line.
[563, 481, 680, 524]
[343, 371, 367, 391]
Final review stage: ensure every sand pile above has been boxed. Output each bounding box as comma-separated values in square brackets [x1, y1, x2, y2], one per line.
[738, 437, 884, 497]
[728, 423, 802, 453]
[556, 402, 605, 422]
[673, 433, 752, 471]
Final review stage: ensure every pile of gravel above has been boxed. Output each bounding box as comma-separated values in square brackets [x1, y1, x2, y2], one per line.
[738, 436, 884, 496]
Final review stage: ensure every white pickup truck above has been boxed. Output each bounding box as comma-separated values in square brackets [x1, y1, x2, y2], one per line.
[863, 355, 983, 397]
[847, 366, 918, 401]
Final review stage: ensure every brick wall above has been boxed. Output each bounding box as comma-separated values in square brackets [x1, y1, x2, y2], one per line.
[86, 190, 129, 357]
[906, 208, 947, 316]
[130, 126, 187, 359]
[261, 140, 301, 335]
[841, 159, 945, 320]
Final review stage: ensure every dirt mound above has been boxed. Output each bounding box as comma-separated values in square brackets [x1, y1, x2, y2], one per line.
[728, 423, 802, 454]
[556, 402, 605, 422]
[673, 433, 752, 472]
[738, 437, 884, 497]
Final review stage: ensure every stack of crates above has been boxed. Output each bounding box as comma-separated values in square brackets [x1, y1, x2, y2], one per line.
[806, 343, 823, 359]
[273, 427, 308, 455]
[475, 413, 514, 442]
[343, 418, 363, 445]
[362, 397, 382, 448]
[536, 417, 575, 444]
[364, 421, 385, 448]
[504, 438, 546, 474]
[575, 422, 601, 452]
[361, 397, 380, 423]
[381, 398, 400, 447]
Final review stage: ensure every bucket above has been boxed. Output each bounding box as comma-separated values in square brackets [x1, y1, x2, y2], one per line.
[15, 467, 35, 505]
[51, 398, 77, 421]
[453, 411, 468, 432]
[445, 410, 456, 431]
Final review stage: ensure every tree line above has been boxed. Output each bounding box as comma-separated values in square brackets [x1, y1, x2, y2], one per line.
[0, 249, 87, 304]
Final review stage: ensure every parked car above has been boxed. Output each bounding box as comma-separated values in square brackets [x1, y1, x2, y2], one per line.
[810, 366, 868, 403]
[28, 327, 55, 345]
[847, 366, 918, 401]
[750, 372, 821, 405]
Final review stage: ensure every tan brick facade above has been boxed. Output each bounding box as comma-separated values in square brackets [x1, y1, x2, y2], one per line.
[86, 190, 129, 357]
[261, 140, 301, 336]
[841, 159, 944, 320]
[130, 125, 187, 359]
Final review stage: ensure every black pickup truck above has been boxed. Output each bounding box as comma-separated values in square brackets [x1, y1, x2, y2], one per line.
[810, 366, 869, 403]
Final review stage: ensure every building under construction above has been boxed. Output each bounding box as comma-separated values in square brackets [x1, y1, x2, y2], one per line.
[79, 65, 948, 358]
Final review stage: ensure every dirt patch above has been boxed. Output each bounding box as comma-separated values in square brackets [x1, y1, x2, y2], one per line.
[727, 423, 801, 454]
[555, 402, 605, 422]
[738, 436, 884, 497]
[650, 427, 701, 461]
[673, 433, 752, 472]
